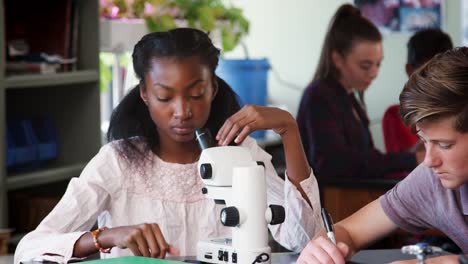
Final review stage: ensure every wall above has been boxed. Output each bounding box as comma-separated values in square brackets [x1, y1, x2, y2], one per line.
[226, 0, 462, 151]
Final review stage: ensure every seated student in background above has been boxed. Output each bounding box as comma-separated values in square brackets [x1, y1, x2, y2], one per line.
[383, 28, 453, 153]
[296, 4, 419, 179]
[15, 28, 322, 264]
[298, 47, 468, 264]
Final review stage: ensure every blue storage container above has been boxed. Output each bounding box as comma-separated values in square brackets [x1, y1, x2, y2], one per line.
[8, 119, 38, 167]
[31, 115, 58, 162]
[6, 116, 58, 171]
[6, 128, 15, 168]
[216, 58, 270, 139]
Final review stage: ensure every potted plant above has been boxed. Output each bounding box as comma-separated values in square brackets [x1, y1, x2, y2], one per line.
[100, 0, 249, 53]
[100, 0, 270, 139]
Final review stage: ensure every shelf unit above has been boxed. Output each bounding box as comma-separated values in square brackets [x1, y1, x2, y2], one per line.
[0, 0, 101, 228]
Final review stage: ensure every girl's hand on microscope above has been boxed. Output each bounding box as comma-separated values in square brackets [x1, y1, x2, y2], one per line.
[111, 224, 180, 258]
[216, 105, 296, 146]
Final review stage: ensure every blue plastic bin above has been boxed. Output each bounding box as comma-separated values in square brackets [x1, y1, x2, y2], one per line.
[31, 116, 58, 162]
[216, 58, 270, 139]
[8, 119, 38, 167]
[6, 116, 58, 171]
[6, 128, 15, 168]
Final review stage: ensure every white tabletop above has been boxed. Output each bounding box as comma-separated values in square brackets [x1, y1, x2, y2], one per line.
[0, 255, 13, 264]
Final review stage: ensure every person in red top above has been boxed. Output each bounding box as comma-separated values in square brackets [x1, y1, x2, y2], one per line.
[382, 28, 453, 153]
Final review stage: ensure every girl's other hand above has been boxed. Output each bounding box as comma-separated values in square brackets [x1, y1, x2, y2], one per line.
[216, 105, 296, 146]
[111, 224, 179, 258]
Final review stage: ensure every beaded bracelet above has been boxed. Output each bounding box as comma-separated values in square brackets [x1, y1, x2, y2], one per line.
[91, 227, 112, 253]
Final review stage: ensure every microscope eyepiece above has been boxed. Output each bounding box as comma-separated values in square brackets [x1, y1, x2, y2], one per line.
[195, 128, 215, 150]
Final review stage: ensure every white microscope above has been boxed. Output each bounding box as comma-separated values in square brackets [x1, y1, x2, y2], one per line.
[195, 128, 285, 264]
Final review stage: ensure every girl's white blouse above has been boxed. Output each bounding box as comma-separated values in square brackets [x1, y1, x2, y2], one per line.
[15, 137, 321, 264]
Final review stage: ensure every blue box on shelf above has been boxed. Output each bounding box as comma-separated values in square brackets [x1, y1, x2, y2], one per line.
[8, 119, 38, 167]
[6, 128, 15, 168]
[6, 116, 58, 171]
[31, 116, 58, 162]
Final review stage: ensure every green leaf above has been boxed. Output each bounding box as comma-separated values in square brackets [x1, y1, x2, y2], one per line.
[99, 57, 112, 93]
[221, 27, 236, 52]
[197, 6, 215, 31]
[132, 0, 146, 17]
[145, 14, 177, 32]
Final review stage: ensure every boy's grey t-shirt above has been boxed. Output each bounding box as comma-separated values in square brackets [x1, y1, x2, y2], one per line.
[380, 164, 468, 252]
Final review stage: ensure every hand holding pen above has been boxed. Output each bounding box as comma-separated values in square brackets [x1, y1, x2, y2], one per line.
[298, 209, 349, 263]
[321, 208, 336, 244]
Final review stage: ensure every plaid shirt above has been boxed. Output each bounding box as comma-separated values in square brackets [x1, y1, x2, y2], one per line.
[297, 79, 416, 178]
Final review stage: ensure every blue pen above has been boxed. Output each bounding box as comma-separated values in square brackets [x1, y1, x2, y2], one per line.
[321, 208, 336, 244]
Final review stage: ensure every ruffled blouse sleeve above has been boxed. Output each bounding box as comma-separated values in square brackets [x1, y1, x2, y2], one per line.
[14, 144, 123, 264]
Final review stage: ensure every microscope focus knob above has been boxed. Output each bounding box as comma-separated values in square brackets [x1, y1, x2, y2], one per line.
[200, 163, 212, 179]
[220, 206, 239, 227]
[269, 205, 285, 225]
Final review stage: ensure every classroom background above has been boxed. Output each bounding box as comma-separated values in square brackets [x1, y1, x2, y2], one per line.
[0, 0, 467, 258]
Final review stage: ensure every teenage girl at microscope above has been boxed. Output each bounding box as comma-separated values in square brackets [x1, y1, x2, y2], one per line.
[15, 28, 323, 263]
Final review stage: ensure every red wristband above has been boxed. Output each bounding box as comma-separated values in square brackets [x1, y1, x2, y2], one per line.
[91, 227, 111, 253]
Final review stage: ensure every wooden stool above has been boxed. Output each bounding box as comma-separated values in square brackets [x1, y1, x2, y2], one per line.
[0, 230, 11, 255]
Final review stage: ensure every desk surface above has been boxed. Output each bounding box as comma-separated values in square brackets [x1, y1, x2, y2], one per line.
[349, 249, 449, 263]
[80, 249, 448, 264]
[0, 255, 12, 264]
[9, 249, 450, 264]
[176, 249, 448, 263]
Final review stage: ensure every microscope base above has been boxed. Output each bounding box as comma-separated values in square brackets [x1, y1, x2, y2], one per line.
[196, 239, 271, 264]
